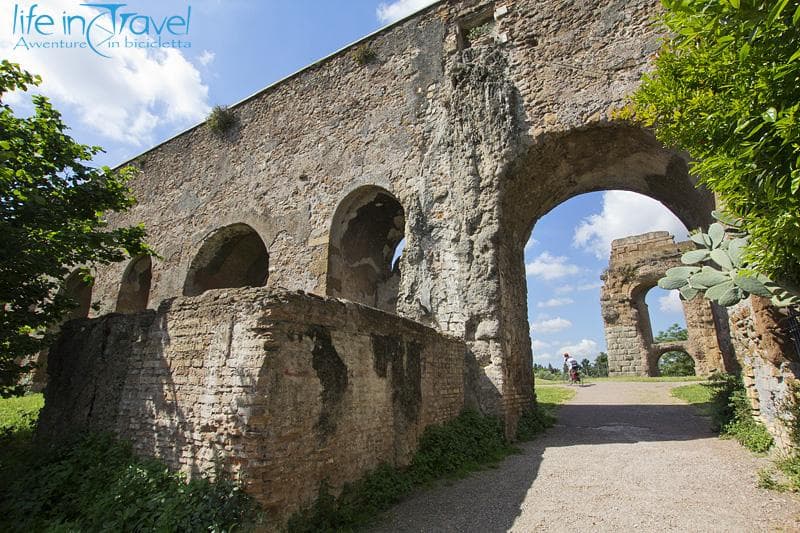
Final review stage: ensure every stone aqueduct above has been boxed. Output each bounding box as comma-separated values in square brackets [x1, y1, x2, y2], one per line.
[37, 0, 798, 523]
[601, 231, 736, 377]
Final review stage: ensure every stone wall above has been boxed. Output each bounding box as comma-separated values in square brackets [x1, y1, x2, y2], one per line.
[729, 296, 799, 452]
[67, 0, 718, 427]
[600, 232, 735, 376]
[37, 288, 466, 525]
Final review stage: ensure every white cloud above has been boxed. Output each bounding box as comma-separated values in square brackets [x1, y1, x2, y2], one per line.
[525, 252, 581, 280]
[658, 290, 683, 313]
[198, 50, 216, 67]
[3, 1, 210, 147]
[559, 339, 599, 359]
[531, 317, 572, 334]
[531, 339, 550, 352]
[577, 281, 603, 291]
[537, 297, 574, 308]
[573, 191, 689, 260]
[376, 0, 438, 24]
[524, 236, 538, 252]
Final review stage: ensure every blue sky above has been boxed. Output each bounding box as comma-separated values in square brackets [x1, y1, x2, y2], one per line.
[1, 0, 691, 368]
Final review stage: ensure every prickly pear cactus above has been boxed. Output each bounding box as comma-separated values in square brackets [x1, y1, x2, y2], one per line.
[658, 211, 800, 307]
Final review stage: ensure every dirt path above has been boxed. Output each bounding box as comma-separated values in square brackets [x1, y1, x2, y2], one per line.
[369, 382, 800, 532]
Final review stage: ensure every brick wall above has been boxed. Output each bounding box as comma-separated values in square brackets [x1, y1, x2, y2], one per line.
[37, 288, 466, 524]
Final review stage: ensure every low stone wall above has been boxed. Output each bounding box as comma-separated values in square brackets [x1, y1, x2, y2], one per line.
[37, 288, 466, 524]
[729, 296, 799, 452]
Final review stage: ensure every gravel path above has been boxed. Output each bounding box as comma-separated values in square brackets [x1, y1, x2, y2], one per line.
[369, 381, 800, 532]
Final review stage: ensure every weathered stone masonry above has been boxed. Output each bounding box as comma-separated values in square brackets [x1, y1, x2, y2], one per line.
[38, 289, 465, 524]
[43, 0, 800, 521]
[73, 0, 715, 419]
[601, 232, 737, 377]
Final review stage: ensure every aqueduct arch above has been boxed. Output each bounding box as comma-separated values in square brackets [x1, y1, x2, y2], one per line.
[600, 231, 736, 376]
[116, 255, 152, 313]
[183, 223, 269, 297]
[37, 0, 799, 521]
[326, 186, 405, 313]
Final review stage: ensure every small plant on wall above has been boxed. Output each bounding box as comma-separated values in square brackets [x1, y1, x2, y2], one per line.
[352, 44, 377, 65]
[207, 105, 237, 137]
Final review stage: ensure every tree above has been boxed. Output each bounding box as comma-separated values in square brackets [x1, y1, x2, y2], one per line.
[654, 323, 689, 343]
[0, 61, 151, 397]
[580, 358, 593, 377]
[624, 0, 800, 291]
[659, 351, 696, 376]
[594, 352, 609, 377]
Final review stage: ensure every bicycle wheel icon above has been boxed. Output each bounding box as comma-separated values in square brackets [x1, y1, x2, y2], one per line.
[85, 9, 116, 58]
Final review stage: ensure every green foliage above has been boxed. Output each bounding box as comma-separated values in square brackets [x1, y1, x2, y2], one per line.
[0, 394, 257, 531]
[0, 393, 43, 439]
[658, 218, 799, 307]
[288, 408, 551, 531]
[351, 44, 377, 65]
[593, 352, 609, 377]
[206, 105, 237, 136]
[516, 406, 555, 441]
[659, 352, 696, 376]
[776, 454, 800, 492]
[466, 22, 492, 41]
[654, 323, 689, 343]
[0, 61, 152, 396]
[0, 433, 257, 532]
[625, 0, 800, 290]
[705, 373, 773, 452]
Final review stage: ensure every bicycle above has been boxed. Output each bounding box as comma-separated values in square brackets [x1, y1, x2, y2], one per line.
[568, 368, 583, 386]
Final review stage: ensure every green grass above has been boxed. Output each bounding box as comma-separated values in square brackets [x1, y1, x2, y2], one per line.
[535, 385, 576, 413]
[0, 393, 43, 439]
[671, 383, 715, 416]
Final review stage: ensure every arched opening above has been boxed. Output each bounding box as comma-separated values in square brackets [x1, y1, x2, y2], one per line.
[657, 349, 696, 377]
[527, 191, 691, 380]
[116, 255, 152, 313]
[494, 123, 718, 401]
[183, 223, 269, 297]
[63, 270, 93, 320]
[326, 186, 405, 313]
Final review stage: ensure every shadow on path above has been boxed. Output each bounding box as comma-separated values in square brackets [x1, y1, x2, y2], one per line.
[368, 384, 717, 533]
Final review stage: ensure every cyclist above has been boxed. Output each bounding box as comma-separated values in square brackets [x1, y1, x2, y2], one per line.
[564, 352, 580, 384]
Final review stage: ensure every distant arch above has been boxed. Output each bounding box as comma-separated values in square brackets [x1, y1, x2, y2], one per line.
[183, 223, 269, 297]
[63, 270, 93, 319]
[116, 255, 152, 313]
[326, 186, 405, 313]
[655, 347, 697, 377]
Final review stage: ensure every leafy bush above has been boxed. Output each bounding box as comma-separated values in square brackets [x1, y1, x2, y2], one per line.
[207, 105, 237, 136]
[705, 373, 773, 453]
[624, 0, 800, 290]
[288, 408, 550, 531]
[0, 432, 258, 531]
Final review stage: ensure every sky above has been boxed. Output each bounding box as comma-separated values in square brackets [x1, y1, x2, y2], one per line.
[1, 0, 691, 368]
